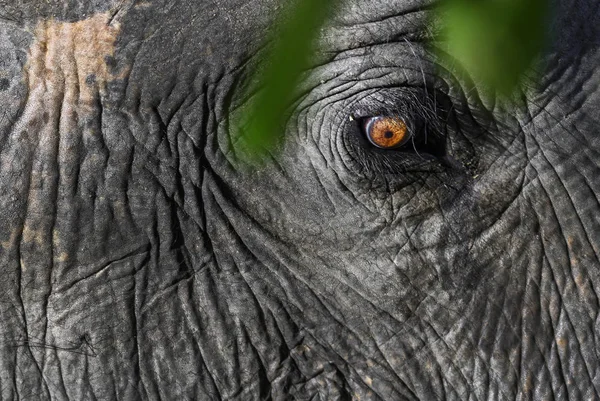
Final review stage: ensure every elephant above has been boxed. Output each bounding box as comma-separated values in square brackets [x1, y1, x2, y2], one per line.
[0, 0, 599, 399]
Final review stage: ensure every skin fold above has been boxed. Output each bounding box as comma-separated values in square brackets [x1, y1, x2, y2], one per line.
[0, 0, 598, 399]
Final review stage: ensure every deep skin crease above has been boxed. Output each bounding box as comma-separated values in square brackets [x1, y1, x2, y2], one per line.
[0, 0, 599, 400]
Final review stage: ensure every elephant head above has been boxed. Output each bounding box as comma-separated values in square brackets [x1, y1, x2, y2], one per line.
[0, 0, 598, 399]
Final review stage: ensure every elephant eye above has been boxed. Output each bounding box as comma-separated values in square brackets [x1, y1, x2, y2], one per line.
[363, 116, 411, 149]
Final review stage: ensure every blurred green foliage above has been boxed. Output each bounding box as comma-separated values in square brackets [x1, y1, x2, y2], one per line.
[239, 0, 334, 162]
[240, 0, 550, 161]
[443, 0, 550, 93]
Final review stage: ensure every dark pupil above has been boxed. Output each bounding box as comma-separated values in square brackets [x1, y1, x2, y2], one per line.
[384, 130, 394, 138]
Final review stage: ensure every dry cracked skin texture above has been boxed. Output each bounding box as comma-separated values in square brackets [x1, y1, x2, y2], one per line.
[0, 0, 599, 400]
[11, 13, 125, 269]
[26, 13, 122, 109]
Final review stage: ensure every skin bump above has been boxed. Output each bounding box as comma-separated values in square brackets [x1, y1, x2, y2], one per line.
[22, 225, 44, 245]
[56, 252, 69, 263]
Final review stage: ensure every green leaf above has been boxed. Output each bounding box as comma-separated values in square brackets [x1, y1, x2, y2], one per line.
[238, 0, 335, 163]
[442, 0, 550, 93]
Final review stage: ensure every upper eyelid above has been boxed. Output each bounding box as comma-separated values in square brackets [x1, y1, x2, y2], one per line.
[348, 87, 446, 119]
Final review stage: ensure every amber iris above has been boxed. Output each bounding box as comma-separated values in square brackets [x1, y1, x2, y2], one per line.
[364, 116, 409, 149]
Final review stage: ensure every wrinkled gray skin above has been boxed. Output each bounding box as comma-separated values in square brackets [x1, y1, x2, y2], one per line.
[0, 0, 599, 399]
